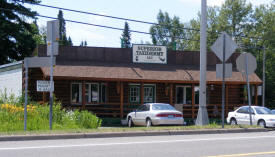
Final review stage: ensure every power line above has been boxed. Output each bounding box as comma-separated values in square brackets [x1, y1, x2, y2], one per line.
[0, 7, 199, 42]
[14, 0, 200, 32]
[17, 0, 262, 40]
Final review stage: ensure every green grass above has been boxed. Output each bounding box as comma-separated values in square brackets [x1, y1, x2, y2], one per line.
[0, 124, 261, 136]
[0, 93, 261, 136]
[0, 95, 101, 132]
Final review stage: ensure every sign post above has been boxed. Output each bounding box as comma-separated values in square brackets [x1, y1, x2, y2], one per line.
[24, 59, 28, 131]
[23, 57, 55, 131]
[211, 32, 237, 128]
[236, 52, 257, 125]
[47, 20, 59, 130]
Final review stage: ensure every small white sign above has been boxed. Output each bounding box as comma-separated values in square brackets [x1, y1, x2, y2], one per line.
[132, 45, 167, 64]
[216, 63, 232, 78]
[37, 80, 54, 92]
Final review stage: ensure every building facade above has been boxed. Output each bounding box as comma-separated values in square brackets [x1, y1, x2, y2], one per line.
[25, 45, 262, 119]
[0, 61, 22, 98]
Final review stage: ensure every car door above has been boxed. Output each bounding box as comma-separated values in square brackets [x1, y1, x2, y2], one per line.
[243, 107, 256, 125]
[235, 107, 248, 124]
[140, 105, 151, 125]
[134, 105, 146, 125]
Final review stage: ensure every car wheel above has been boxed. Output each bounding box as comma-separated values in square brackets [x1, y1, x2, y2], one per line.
[146, 118, 152, 127]
[230, 118, 237, 125]
[258, 120, 266, 128]
[128, 117, 133, 127]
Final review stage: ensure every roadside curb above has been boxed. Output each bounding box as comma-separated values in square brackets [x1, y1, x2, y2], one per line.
[0, 128, 268, 142]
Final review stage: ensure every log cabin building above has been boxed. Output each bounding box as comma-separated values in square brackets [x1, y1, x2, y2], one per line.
[25, 45, 262, 119]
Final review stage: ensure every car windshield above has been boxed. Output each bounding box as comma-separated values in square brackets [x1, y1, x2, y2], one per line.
[152, 104, 176, 111]
[255, 107, 272, 114]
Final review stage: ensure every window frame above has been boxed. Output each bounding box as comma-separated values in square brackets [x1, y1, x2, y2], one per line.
[85, 83, 107, 104]
[143, 84, 156, 103]
[176, 85, 192, 104]
[100, 83, 107, 103]
[129, 85, 140, 103]
[71, 82, 82, 104]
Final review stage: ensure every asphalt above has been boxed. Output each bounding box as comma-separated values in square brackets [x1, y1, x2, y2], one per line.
[0, 128, 269, 142]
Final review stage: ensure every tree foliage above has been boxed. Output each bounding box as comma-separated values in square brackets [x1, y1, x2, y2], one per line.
[120, 22, 131, 48]
[57, 10, 72, 46]
[150, 10, 185, 50]
[150, 0, 275, 107]
[80, 40, 87, 46]
[0, 0, 40, 64]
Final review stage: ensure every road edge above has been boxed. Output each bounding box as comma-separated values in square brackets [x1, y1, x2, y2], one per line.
[0, 128, 269, 142]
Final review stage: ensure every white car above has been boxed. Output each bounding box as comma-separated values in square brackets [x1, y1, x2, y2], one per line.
[227, 106, 275, 127]
[127, 103, 184, 127]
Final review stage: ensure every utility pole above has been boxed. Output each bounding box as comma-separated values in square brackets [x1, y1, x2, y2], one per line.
[196, 0, 209, 125]
[262, 46, 265, 107]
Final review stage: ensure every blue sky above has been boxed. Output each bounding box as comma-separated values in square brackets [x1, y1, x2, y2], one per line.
[25, 0, 273, 47]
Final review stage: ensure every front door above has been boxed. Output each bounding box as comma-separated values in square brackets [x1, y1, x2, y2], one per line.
[144, 85, 155, 103]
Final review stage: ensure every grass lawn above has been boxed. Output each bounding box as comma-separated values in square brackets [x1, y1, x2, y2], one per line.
[0, 124, 261, 136]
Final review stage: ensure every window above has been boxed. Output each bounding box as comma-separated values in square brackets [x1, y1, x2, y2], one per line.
[85, 83, 106, 103]
[129, 86, 140, 103]
[101, 84, 107, 103]
[144, 85, 155, 103]
[91, 83, 99, 102]
[136, 105, 150, 112]
[255, 107, 272, 114]
[176, 86, 192, 104]
[195, 86, 199, 104]
[237, 107, 249, 114]
[152, 104, 176, 111]
[71, 83, 82, 103]
[129, 84, 156, 103]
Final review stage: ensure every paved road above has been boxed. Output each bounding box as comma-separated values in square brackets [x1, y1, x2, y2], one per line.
[0, 131, 275, 157]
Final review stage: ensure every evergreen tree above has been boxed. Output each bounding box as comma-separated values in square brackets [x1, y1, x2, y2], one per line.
[80, 40, 88, 46]
[0, 0, 40, 64]
[120, 22, 131, 48]
[68, 36, 73, 46]
[57, 10, 72, 46]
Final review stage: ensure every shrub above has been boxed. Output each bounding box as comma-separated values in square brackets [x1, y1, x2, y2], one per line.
[0, 93, 101, 131]
[74, 110, 102, 129]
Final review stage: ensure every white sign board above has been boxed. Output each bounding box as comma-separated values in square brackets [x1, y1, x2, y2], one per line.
[25, 57, 55, 68]
[236, 52, 257, 75]
[216, 63, 232, 78]
[47, 41, 59, 56]
[132, 45, 167, 64]
[211, 32, 238, 62]
[47, 20, 59, 56]
[37, 80, 54, 92]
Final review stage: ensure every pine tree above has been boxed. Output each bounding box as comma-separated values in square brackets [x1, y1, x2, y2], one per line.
[68, 36, 73, 46]
[120, 22, 131, 48]
[0, 0, 40, 64]
[80, 40, 87, 47]
[57, 10, 73, 46]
